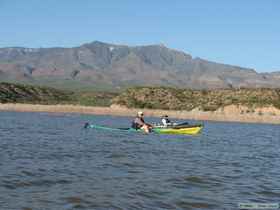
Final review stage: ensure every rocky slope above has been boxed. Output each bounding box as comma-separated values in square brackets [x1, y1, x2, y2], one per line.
[0, 41, 279, 90]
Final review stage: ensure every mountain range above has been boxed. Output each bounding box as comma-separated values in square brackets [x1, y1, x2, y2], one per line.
[0, 41, 279, 90]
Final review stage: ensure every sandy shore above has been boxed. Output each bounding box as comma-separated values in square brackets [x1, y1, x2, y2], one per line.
[0, 103, 280, 124]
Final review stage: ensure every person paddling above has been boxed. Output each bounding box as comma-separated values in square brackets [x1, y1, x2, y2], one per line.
[131, 111, 152, 133]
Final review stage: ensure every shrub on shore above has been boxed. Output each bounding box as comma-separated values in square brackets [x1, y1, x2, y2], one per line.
[112, 87, 280, 111]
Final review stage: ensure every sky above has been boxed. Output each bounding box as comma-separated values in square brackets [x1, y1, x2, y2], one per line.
[0, 0, 279, 72]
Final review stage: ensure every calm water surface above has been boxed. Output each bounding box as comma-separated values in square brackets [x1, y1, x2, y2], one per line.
[0, 111, 279, 210]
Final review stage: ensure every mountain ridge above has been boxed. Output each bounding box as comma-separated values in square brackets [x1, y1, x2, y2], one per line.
[0, 41, 279, 90]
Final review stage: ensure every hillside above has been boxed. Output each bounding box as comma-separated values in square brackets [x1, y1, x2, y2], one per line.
[112, 87, 280, 111]
[1, 41, 280, 90]
[2, 82, 280, 112]
[0, 82, 72, 104]
[0, 83, 116, 106]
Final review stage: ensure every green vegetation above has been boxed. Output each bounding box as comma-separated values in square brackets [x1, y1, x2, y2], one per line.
[74, 92, 118, 107]
[112, 87, 280, 111]
[0, 82, 73, 104]
[1, 83, 280, 111]
[0, 82, 116, 106]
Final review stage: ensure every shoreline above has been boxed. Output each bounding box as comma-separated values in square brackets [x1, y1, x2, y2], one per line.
[0, 103, 280, 124]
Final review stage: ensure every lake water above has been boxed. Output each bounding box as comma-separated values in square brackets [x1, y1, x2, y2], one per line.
[0, 111, 279, 210]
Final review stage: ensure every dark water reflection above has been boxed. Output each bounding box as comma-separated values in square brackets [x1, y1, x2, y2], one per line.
[0, 111, 279, 210]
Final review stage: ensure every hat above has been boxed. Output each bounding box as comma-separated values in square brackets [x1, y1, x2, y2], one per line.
[161, 115, 168, 118]
[137, 111, 144, 116]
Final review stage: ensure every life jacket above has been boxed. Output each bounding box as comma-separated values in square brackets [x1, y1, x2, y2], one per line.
[162, 118, 171, 126]
[131, 117, 145, 129]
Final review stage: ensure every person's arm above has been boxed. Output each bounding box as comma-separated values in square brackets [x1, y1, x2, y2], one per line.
[140, 118, 152, 128]
[146, 123, 153, 128]
[144, 121, 153, 128]
[166, 119, 172, 126]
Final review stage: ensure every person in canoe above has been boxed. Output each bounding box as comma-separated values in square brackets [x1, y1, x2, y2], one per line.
[131, 111, 153, 133]
[161, 115, 172, 127]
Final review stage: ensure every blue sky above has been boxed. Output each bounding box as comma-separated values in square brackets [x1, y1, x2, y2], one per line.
[0, 0, 279, 72]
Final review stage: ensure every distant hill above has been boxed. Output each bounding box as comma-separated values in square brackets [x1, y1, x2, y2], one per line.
[0, 41, 279, 90]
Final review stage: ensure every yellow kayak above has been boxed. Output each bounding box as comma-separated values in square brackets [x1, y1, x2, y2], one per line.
[152, 124, 203, 135]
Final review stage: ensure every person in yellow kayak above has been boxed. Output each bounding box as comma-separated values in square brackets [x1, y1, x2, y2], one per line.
[131, 111, 153, 133]
[161, 115, 172, 127]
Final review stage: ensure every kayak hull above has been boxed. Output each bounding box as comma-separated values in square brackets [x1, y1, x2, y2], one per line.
[84, 123, 203, 135]
[153, 125, 203, 135]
